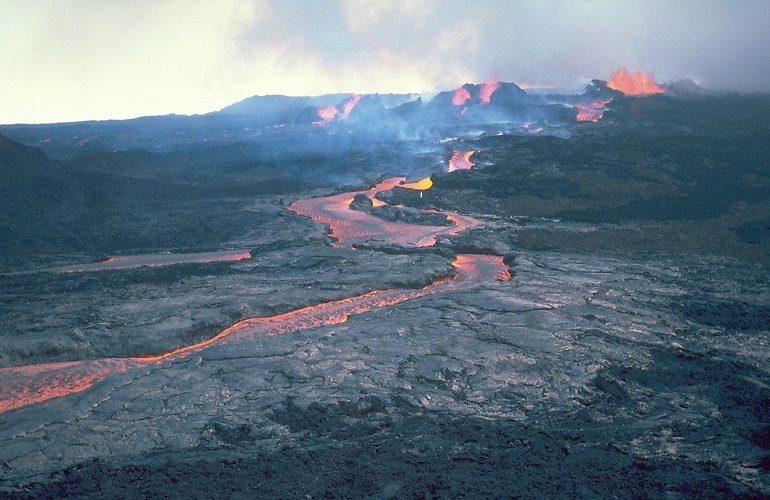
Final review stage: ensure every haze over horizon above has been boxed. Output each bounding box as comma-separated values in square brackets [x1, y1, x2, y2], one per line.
[2, 0, 770, 124]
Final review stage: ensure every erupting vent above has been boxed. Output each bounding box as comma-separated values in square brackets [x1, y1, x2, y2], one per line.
[480, 79, 500, 104]
[607, 67, 664, 96]
[448, 150, 475, 172]
[452, 86, 471, 106]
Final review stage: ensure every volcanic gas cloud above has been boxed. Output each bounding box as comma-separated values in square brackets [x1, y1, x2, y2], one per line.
[607, 67, 665, 96]
[448, 150, 475, 172]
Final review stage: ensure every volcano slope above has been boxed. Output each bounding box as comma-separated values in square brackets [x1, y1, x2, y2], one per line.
[1, 93, 769, 497]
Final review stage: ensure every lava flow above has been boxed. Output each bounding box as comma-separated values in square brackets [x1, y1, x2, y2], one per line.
[400, 176, 433, 191]
[340, 94, 363, 119]
[289, 177, 481, 247]
[0, 254, 508, 414]
[606, 67, 665, 95]
[448, 150, 475, 172]
[1, 176, 502, 414]
[575, 99, 610, 122]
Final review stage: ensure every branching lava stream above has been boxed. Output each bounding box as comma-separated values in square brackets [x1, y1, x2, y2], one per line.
[0, 178, 508, 414]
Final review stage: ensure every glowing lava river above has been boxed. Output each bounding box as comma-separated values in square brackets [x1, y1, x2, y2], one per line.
[0, 178, 508, 414]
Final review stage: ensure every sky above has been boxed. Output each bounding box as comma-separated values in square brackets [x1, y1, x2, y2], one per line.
[2, 0, 769, 124]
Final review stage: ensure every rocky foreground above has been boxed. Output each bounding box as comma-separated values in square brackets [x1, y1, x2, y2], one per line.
[1, 91, 769, 496]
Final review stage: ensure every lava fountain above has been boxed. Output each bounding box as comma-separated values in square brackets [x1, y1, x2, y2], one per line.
[448, 150, 475, 172]
[340, 94, 363, 119]
[316, 105, 339, 125]
[452, 86, 471, 106]
[606, 67, 664, 96]
[479, 79, 500, 104]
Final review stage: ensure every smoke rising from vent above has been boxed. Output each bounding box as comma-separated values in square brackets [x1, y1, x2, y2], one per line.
[1, 0, 769, 123]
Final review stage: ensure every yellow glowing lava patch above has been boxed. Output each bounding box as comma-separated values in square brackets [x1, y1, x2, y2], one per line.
[400, 177, 433, 191]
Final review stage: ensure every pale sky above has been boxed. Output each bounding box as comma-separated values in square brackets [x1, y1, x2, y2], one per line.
[2, 0, 769, 124]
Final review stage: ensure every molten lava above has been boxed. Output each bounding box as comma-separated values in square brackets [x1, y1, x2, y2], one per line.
[479, 79, 500, 104]
[448, 150, 475, 172]
[0, 253, 508, 414]
[340, 94, 363, 119]
[400, 177, 433, 191]
[606, 67, 664, 96]
[575, 99, 610, 122]
[0, 173, 508, 414]
[452, 86, 471, 106]
[316, 105, 338, 124]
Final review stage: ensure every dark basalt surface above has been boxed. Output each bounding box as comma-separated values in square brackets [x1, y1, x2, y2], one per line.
[1, 92, 769, 496]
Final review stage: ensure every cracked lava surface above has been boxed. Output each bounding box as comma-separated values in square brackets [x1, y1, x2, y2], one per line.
[0, 180, 504, 414]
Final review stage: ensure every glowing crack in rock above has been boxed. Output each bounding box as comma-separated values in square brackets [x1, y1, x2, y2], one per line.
[606, 67, 664, 96]
[448, 150, 475, 172]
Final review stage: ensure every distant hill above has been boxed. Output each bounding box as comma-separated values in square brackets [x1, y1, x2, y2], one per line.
[665, 79, 711, 98]
[217, 93, 418, 116]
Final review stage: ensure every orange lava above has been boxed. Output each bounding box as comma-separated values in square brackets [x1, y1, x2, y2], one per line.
[452, 86, 471, 106]
[400, 177, 433, 191]
[448, 150, 475, 172]
[316, 105, 338, 124]
[340, 94, 363, 119]
[0, 254, 508, 413]
[289, 178, 482, 247]
[575, 99, 610, 122]
[606, 67, 664, 96]
[480, 79, 500, 104]
[0, 177, 509, 414]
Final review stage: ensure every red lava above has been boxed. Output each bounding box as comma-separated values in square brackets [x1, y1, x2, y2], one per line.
[0, 179, 505, 414]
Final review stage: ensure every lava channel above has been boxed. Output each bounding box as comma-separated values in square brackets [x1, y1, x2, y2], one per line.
[288, 177, 482, 247]
[0, 254, 509, 414]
